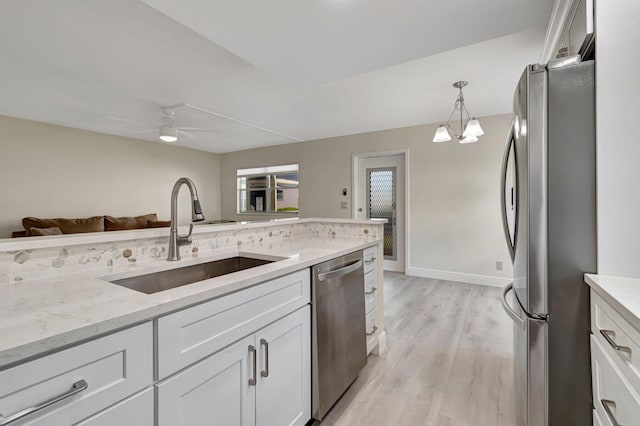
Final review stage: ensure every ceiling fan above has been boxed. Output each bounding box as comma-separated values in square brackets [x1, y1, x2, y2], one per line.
[107, 106, 219, 143]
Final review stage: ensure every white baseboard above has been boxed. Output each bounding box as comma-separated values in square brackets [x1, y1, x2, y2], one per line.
[406, 266, 511, 288]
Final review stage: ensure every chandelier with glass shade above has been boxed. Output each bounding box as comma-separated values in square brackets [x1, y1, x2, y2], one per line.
[432, 81, 484, 144]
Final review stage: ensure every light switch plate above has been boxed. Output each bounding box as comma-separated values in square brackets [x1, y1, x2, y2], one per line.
[496, 261, 503, 271]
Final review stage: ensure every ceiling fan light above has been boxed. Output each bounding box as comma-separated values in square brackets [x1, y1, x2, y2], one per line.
[463, 118, 484, 138]
[159, 126, 178, 142]
[433, 125, 452, 143]
[460, 135, 478, 144]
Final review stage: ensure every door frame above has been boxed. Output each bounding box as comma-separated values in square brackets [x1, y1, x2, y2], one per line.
[352, 149, 409, 273]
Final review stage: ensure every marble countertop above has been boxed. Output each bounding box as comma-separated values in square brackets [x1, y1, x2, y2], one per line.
[0, 235, 380, 369]
[585, 274, 640, 332]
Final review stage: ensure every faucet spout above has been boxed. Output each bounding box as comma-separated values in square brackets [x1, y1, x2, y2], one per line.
[168, 177, 206, 261]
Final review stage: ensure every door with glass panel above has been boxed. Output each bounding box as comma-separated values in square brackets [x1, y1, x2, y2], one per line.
[367, 167, 397, 259]
[356, 154, 405, 272]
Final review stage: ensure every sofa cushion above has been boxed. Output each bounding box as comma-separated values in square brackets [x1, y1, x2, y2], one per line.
[146, 220, 171, 228]
[30, 226, 63, 236]
[104, 213, 158, 231]
[23, 216, 105, 236]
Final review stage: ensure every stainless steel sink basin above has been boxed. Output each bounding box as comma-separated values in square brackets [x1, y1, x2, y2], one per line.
[109, 256, 275, 294]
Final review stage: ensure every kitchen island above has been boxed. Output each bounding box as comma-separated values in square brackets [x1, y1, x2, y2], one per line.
[0, 218, 384, 425]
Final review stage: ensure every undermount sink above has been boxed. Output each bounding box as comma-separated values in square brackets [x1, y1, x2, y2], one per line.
[109, 256, 276, 294]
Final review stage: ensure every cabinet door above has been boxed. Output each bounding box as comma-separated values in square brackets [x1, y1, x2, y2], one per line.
[256, 306, 310, 426]
[156, 334, 256, 426]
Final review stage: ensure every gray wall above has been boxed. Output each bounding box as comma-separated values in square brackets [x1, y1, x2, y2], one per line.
[0, 115, 221, 238]
[1, 112, 515, 284]
[221, 113, 514, 284]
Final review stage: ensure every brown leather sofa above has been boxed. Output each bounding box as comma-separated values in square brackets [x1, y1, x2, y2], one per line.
[12, 214, 170, 237]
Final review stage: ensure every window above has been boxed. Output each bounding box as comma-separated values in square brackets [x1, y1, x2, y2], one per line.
[237, 164, 299, 214]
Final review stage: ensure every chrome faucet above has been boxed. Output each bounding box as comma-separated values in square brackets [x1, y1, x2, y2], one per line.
[168, 177, 205, 261]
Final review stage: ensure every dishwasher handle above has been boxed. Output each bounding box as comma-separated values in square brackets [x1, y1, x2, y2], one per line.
[316, 259, 363, 282]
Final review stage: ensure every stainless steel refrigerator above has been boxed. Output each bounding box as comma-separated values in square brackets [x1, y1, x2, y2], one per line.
[500, 57, 597, 426]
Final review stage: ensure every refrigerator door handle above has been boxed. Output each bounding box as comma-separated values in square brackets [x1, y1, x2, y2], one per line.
[500, 123, 516, 262]
[501, 283, 526, 330]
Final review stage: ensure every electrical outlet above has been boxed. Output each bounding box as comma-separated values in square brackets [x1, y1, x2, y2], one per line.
[496, 261, 503, 271]
[340, 201, 348, 209]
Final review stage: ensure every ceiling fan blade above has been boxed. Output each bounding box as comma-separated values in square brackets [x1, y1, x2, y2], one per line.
[106, 116, 151, 127]
[177, 127, 219, 132]
[178, 130, 199, 139]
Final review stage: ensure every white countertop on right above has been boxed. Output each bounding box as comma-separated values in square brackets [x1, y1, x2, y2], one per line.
[585, 273, 640, 331]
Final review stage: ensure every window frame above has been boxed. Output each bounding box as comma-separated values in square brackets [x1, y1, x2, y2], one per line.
[236, 164, 299, 215]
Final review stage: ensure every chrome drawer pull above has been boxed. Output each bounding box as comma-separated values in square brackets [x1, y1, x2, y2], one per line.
[364, 257, 377, 265]
[601, 399, 621, 426]
[366, 326, 378, 336]
[0, 379, 88, 425]
[260, 339, 269, 378]
[600, 329, 632, 354]
[248, 345, 257, 386]
[365, 287, 377, 295]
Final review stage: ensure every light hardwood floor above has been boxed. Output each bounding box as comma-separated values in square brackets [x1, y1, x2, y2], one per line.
[320, 272, 516, 426]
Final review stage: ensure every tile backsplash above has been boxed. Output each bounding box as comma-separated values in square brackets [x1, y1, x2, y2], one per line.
[0, 221, 380, 284]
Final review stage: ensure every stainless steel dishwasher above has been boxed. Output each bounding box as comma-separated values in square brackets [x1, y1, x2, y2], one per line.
[311, 250, 367, 421]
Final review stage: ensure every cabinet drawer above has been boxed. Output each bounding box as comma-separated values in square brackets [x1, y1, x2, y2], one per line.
[76, 387, 154, 426]
[364, 270, 378, 314]
[591, 335, 640, 426]
[363, 246, 378, 274]
[157, 269, 310, 379]
[0, 323, 153, 426]
[365, 309, 378, 354]
[592, 291, 640, 393]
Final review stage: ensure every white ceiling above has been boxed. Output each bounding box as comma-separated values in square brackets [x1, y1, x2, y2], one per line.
[0, 0, 553, 153]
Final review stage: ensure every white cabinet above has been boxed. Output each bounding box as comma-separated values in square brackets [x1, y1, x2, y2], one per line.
[591, 290, 640, 425]
[554, 0, 594, 58]
[362, 245, 382, 355]
[363, 246, 378, 274]
[156, 269, 310, 379]
[365, 308, 378, 354]
[591, 336, 640, 425]
[593, 409, 603, 426]
[364, 270, 378, 314]
[0, 323, 153, 426]
[1, 269, 313, 426]
[156, 306, 310, 426]
[156, 334, 256, 426]
[256, 306, 310, 426]
[76, 388, 154, 426]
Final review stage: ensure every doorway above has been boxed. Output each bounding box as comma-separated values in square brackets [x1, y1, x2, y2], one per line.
[353, 152, 407, 273]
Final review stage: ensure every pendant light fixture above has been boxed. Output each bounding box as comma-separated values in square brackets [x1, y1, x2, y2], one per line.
[432, 81, 484, 144]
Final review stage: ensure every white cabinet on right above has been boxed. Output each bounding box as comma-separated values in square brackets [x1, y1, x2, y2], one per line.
[591, 290, 640, 425]
[156, 306, 310, 426]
